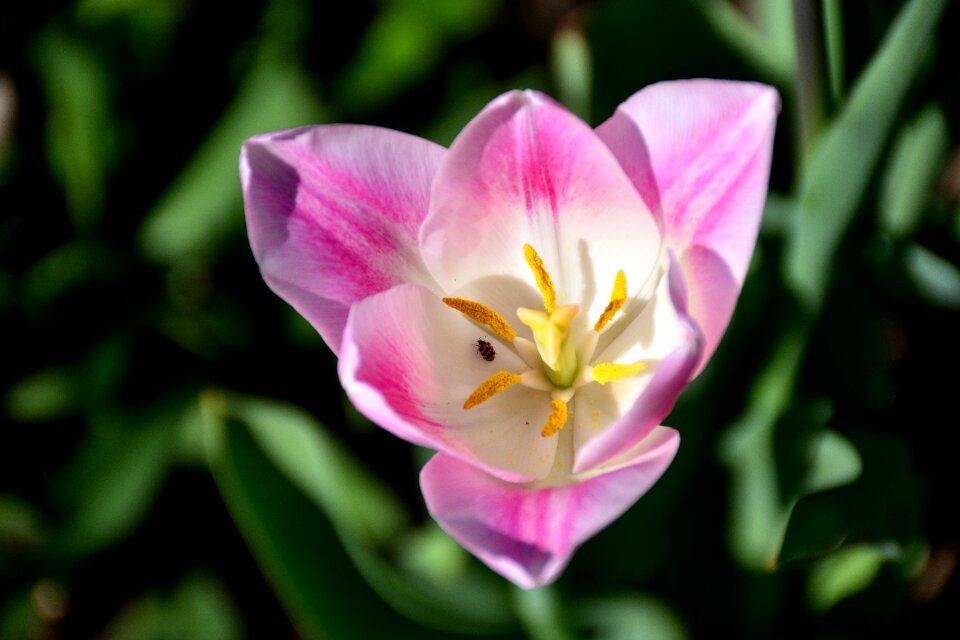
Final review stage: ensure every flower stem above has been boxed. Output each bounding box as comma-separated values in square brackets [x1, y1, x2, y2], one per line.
[512, 585, 575, 640]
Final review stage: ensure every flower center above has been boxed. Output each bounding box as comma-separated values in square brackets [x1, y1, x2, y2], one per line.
[443, 243, 652, 437]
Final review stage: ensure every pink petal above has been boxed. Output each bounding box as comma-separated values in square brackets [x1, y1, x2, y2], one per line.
[241, 125, 444, 354]
[574, 260, 700, 472]
[420, 426, 680, 588]
[420, 90, 662, 328]
[339, 283, 560, 483]
[573, 324, 698, 473]
[596, 80, 779, 369]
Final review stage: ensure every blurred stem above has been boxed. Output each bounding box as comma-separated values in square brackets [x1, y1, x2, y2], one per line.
[792, 0, 824, 167]
[512, 586, 575, 640]
[821, 0, 844, 106]
[551, 21, 592, 122]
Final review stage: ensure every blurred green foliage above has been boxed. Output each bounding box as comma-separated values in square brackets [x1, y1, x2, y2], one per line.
[2, 0, 958, 637]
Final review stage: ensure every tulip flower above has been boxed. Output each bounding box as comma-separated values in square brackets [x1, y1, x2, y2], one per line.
[241, 80, 778, 588]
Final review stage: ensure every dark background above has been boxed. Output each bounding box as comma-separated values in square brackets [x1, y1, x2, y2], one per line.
[2, 0, 958, 637]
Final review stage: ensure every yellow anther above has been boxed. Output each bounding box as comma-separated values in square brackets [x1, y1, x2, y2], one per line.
[523, 244, 556, 313]
[594, 270, 628, 332]
[591, 361, 647, 384]
[443, 297, 517, 341]
[540, 399, 568, 437]
[463, 371, 522, 409]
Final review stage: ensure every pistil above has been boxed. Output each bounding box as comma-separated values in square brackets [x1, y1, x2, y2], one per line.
[517, 304, 580, 387]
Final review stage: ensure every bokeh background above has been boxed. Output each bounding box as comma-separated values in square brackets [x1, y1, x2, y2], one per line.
[2, 0, 959, 637]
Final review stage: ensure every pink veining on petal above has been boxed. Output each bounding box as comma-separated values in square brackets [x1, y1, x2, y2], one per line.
[242, 124, 444, 353]
[596, 80, 779, 369]
[420, 90, 661, 328]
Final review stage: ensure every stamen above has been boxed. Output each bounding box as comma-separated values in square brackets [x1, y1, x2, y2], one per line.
[594, 270, 628, 332]
[591, 361, 647, 384]
[463, 371, 522, 409]
[540, 399, 568, 437]
[443, 298, 517, 341]
[523, 244, 556, 312]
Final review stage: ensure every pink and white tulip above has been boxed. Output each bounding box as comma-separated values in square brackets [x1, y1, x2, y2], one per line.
[241, 80, 779, 588]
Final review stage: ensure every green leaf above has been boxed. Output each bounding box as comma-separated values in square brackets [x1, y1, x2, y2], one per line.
[575, 594, 688, 640]
[0, 591, 41, 640]
[718, 330, 806, 571]
[785, 0, 948, 310]
[408, 0, 501, 37]
[4, 367, 79, 423]
[102, 595, 165, 640]
[138, 52, 323, 263]
[334, 7, 442, 113]
[51, 408, 178, 557]
[102, 574, 242, 640]
[904, 244, 960, 309]
[807, 544, 888, 612]
[226, 394, 408, 546]
[202, 395, 445, 639]
[879, 105, 948, 238]
[341, 534, 515, 635]
[163, 574, 244, 640]
[803, 429, 862, 494]
[694, 0, 794, 85]
[778, 433, 921, 565]
[759, 191, 794, 237]
[0, 495, 44, 553]
[5, 339, 129, 424]
[758, 418, 862, 567]
[203, 392, 516, 636]
[34, 29, 113, 233]
[822, 0, 845, 103]
[334, 0, 500, 113]
[24, 239, 117, 305]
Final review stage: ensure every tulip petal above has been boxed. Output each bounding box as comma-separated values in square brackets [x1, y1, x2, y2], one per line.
[420, 426, 680, 588]
[339, 283, 560, 483]
[242, 125, 444, 354]
[573, 263, 699, 471]
[420, 90, 662, 329]
[597, 80, 779, 368]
